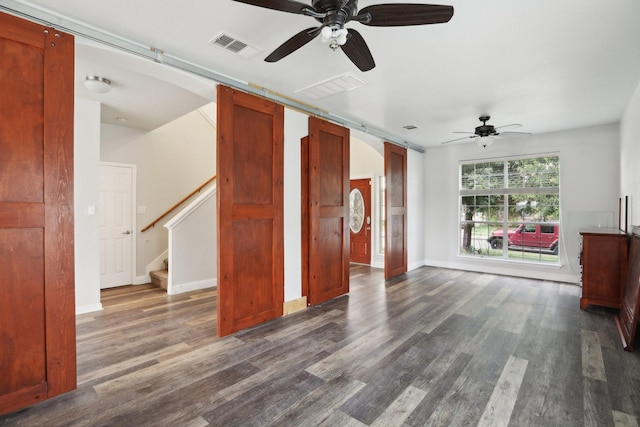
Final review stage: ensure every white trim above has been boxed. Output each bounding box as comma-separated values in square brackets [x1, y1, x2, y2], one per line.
[99, 162, 137, 288]
[134, 275, 150, 285]
[423, 258, 578, 284]
[408, 260, 425, 272]
[76, 303, 103, 315]
[167, 278, 217, 295]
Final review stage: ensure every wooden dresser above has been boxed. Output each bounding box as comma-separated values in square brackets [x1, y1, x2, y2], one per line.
[579, 228, 628, 310]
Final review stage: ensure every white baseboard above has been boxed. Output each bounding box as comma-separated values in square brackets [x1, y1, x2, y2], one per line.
[134, 275, 151, 285]
[408, 260, 426, 272]
[76, 303, 103, 315]
[168, 278, 217, 295]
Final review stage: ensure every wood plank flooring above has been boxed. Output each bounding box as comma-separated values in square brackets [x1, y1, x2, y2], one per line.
[2, 265, 640, 426]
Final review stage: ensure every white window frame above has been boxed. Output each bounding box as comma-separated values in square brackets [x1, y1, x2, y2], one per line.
[459, 153, 560, 263]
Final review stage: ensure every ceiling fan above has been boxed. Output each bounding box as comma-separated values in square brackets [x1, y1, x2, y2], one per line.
[232, 0, 454, 71]
[441, 115, 532, 148]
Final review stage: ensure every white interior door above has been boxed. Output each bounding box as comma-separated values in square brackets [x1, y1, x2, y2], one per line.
[99, 164, 134, 289]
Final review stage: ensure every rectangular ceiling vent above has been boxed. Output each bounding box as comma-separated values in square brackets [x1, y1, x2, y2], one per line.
[295, 72, 368, 100]
[209, 32, 262, 59]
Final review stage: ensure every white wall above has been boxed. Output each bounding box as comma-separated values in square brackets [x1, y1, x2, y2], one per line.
[165, 187, 216, 294]
[351, 137, 384, 177]
[423, 123, 620, 283]
[283, 108, 307, 303]
[621, 79, 640, 228]
[74, 99, 102, 314]
[407, 149, 425, 271]
[101, 109, 216, 281]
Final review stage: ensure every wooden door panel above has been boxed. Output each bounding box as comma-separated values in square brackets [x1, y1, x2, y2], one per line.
[384, 143, 407, 279]
[0, 11, 75, 415]
[307, 117, 349, 305]
[217, 85, 284, 337]
[232, 220, 275, 319]
[0, 38, 44, 203]
[0, 229, 46, 395]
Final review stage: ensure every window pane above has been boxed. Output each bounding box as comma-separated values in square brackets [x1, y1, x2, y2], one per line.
[460, 161, 504, 190]
[508, 156, 559, 189]
[505, 221, 560, 262]
[508, 194, 559, 222]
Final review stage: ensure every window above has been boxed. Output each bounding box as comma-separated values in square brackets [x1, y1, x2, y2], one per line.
[460, 155, 560, 263]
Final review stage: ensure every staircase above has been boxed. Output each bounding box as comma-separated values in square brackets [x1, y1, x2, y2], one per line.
[150, 269, 168, 289]
[150, 259, 169, 290]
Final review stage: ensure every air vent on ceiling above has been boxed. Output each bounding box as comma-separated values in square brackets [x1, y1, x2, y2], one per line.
[295, 72, 368, 100]
[209, 32, 262, 59]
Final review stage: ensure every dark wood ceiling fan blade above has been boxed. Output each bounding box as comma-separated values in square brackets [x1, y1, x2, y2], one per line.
[341, 29, 375, 71]
[264, 27, 320, 62]
[232, 0, 310, 14]
[359, 4, 454, 26]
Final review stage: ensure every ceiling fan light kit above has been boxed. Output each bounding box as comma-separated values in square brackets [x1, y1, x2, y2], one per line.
[233, 0, 454, 71]
[477, 136, 494, 148]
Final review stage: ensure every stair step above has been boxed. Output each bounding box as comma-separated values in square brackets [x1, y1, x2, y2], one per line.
[150, 269, 168, 290]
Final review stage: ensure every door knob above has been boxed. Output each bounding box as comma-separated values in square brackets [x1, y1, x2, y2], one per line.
[122, 230, 131, 235]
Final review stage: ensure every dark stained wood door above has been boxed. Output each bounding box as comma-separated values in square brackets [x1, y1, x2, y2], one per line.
[0, 12, 76, 415]
[349, 178, 371, 264]
[384, 142, 407, 279]
[216, 85, 284, 337]
[307, 117, 350, 305]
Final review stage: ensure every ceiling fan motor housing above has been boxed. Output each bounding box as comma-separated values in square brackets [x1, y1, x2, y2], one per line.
[475, 115, 496, 137]
[312, 0, 358, 27]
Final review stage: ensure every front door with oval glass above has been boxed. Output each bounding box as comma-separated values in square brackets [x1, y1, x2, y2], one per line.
[350, 179, 372, 264]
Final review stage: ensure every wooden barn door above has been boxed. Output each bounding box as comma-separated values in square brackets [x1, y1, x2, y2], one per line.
[384, 142, 407, 279]
[306, 117, 350, 305]
[0, 12, 76, 415]
[216, 85, 284, 337]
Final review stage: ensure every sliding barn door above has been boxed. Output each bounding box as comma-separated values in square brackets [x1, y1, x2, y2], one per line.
[216, 85, 284, 337]
[0, 12, 75, 415]
[307, 117, 350, 305]
[384, 142, 408, 279]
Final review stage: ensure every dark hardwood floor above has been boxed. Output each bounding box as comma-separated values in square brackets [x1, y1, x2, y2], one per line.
[2, 265, 640, 426]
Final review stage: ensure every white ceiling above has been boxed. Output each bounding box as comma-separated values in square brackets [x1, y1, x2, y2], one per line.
[6, 0, 640, 148]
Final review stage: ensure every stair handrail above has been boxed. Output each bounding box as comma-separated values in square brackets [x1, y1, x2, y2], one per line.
[141, 175, 216, 232]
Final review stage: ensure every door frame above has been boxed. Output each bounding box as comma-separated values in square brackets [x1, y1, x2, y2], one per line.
[349, 177, 373, 265]
[99, 161, 137, 288]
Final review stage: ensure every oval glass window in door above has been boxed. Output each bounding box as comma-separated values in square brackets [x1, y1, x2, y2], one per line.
[350, 188, 365, 234]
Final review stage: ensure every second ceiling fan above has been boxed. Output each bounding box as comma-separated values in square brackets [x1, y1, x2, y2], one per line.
[232, 0, 454, 71]
[442, 116, 532, 148]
